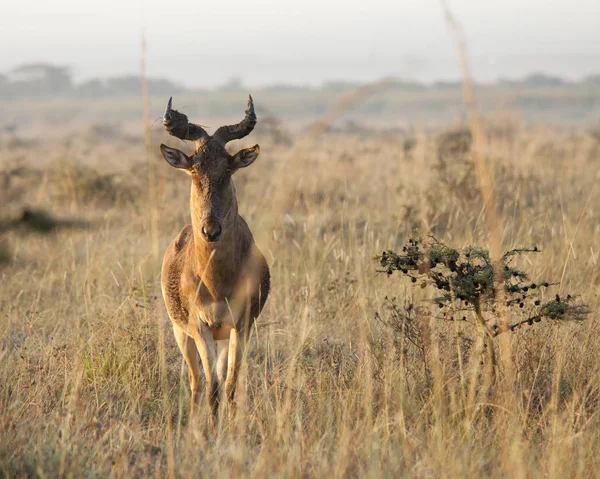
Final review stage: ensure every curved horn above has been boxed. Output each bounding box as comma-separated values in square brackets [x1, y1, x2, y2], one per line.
[214, 95, 257, 144]
[163, 97, 209, 142]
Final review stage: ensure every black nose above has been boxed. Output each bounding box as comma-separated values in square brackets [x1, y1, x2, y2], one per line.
[202, 222, 222, 242]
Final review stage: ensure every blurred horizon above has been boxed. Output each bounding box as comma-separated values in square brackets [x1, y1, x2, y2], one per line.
[3, 57, 600, 90]
[2, 63, 600, 129]
[2, 1, 600, 128]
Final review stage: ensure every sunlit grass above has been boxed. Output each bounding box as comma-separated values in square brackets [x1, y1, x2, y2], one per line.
[0, 122, 599, 476]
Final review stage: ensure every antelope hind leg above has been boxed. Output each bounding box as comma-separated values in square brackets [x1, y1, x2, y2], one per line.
[216, 340, 229, 386]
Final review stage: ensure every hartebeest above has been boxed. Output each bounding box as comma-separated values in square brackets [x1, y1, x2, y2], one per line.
[159, 96, 270, 417]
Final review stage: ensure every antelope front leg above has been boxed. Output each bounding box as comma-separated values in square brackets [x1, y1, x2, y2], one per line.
[190, 321, 219, 418]
[224, 327, 240, 405]
[172, 325, 202, 410]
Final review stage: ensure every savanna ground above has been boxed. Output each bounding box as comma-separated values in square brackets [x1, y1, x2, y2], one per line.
[1, 107, 599, 477]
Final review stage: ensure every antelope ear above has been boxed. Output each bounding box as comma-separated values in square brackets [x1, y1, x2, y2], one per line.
[160, 144, 192, 170]
[231, 145, 260, 169]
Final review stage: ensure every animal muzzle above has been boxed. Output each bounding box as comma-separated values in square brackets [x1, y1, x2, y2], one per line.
[201, 219, 222, 242]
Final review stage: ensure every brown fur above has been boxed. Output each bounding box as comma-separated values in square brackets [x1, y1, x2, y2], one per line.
[160, 135, 269, 418]
[161, 215, 270, 334]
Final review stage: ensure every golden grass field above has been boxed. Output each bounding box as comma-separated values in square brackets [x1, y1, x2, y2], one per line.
[1, 113, 599, 477]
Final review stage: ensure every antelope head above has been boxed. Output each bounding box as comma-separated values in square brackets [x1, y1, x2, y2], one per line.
[160, 96, 260, 243]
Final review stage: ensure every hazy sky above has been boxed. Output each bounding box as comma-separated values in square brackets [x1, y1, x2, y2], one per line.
[2, 0, 599, 87]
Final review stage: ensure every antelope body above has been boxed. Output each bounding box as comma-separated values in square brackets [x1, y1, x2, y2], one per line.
[159, 96, 269, 417]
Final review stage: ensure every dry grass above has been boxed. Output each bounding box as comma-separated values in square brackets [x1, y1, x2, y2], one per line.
[1, 118, 599, 477]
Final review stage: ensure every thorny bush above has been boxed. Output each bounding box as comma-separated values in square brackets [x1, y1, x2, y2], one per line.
[375, 237, 591, 373]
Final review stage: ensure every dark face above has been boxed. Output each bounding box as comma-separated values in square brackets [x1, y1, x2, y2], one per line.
[188, 145, 234, 242]
[160, 139, 260, 243]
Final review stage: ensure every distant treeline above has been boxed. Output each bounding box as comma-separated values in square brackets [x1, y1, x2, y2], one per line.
[3, 62, 600, 128]
[3, 62, 600, 100]
[1, 63, 185, 99]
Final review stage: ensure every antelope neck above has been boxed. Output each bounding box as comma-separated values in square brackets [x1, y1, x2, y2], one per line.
[189, 195, 242, 299]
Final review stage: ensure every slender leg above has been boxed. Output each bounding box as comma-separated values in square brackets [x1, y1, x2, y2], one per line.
[172, 325, 202, 410]
[216, 340, 229, 386]
[191, 321, 219, 418]
[224, 328, 240, 404]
